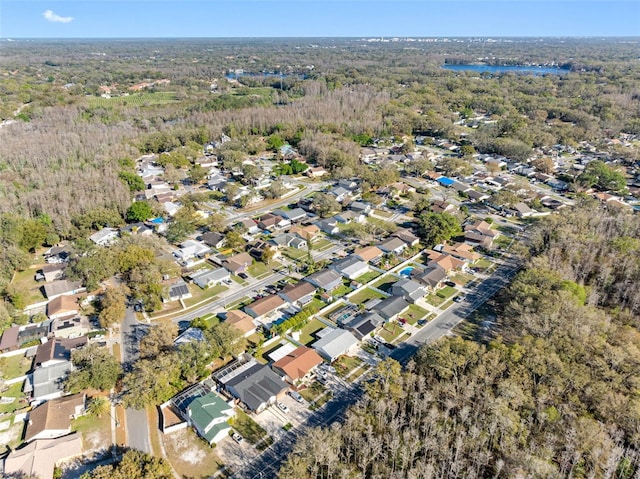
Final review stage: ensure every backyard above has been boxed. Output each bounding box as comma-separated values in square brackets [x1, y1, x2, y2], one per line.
[0, 354, 31, 380]
[354, 270, 382, 285]
[348, 287, 386, 305]
[371, 275, 398, 292]
[332, 281, 353, 298]
[163, 427, 223, 479]
[295, 318, 326, 346]
[10, 267, 46, 306]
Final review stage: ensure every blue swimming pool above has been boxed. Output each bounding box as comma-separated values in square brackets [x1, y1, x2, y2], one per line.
[399, 267, 414, 277]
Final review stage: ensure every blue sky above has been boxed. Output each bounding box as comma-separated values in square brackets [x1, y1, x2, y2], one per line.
[1, 1, 638, 38]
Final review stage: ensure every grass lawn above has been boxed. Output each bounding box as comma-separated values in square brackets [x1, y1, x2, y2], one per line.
[320, 302, 345, 319]
[184, 283, 228, 307]
[229, 409, 268, 444]
[0, 354, 31, 379]
[0, 382, 28, 415]
[450, 272, 475, 286]
[227, 296, 252, 310]
[297, 318, 326, 346]
[426, 294, 446, 307]
[334, 356, 363, 378]
[348, 288, 386, 305]
[147, 406, 163, 458]
[164, 427, 223, 479]
[379, 323, 405, 343]
[437, 285, 458, 299]
[354, 270, 382, 284]
[373, 208, 393, 218]
[283, 247, 308, 261]
[494, 235, 514, 249]
[300, 381, 327, 402]
[11, 267, 46, 305]
[371, 275, 398, 292]
[475, 258, 494, 272]
[332, 282, 353, 298]
[230, 274, 249, 286]
[308, 298, 326, 311]
[314, 238, 333, 251]
[441, 299, 456, 310]
[404, 304, 429, 325]
[71, 413, 111, 452]
[248, 261, 281, 279]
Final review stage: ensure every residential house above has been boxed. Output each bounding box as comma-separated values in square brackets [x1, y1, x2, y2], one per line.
[0, 325, 20, 352]
[200, 232, 226, 250]
[237, 218, 261, 235]
[244, 294, 286, 322]
[272, 208, 307, 223]
[174, 327, 206, 346]
[168, 281, 192, 302]
[271, 233, 307, 250]
[328, 186, 350, 202]
[378, 236, 407, 255]
[391, 278, 426, 304]
[44, 246, 71, 264]
[289, 224, 321, 243]
[120, 222, 153, 236]
[427, 253, 466, 274]
[513, 202, 534, 217]
[24, 393, 85, 442]
[464, 220, 499, 248]
[343, 312, 384, 340]
[349, 201, 372, 215]
[337, 179, 360, 191]
[394, 229, 420, 248]
[315, 218, 339, 235]
[33, 337, 88, 369]
[186, 392, 235, 445]
[88, 227, 119, 246]
[216, 359, 287, 413]
[271, 346, 323, 384]
[46, 295, 78, 321]
[334, 210, 365, 224]
[389, 182, 415, 197]
[312, 328, 359, 363]
[39, 264, 66, 283]
[257, 213, 289, 231]
[360, 148, 377, 163]
[373, 296, 410, 321]
[330, 256, 370, 280]
[163, 201, 181, 216]
[3, 433, 83, 479]
[42, 280, 85, 301]
[175, 240, 211, 262]
[50, 316, 90, 339]
[225, 310, 257, 337]
[440, 242, 481, 264]
[207, 173, 227, 191]
[278, 282, 317, 307]
[415, 266, 447, 292]
[190, 268, 230, 289]
[304, 269, 343, 292]
[26, 361, 74, 402]
[466, 189, 491, 202]
[223, 252, 253, 274]
[430, 200, 457, 214]
[306, 166, 328, 178]
[354, 245, 384, 264]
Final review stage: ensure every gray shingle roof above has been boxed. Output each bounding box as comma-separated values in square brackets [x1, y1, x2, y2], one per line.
[373, 296, 410, 320]
[225, 363, 287, 411]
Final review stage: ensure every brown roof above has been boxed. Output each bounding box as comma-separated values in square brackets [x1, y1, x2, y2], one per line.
[46, 295, 78, 317]
[464, 220, 498, 238]
[429, 254, 465, 272]
[225, 310, 256, 335]
[272, 346, 323, 381]
[441, 243, 481, 262]
[33, 336, 88, 367]
[4, 433, 83, 479]
[24, 394, 85, 442]
[245, 294, 285, 317]
[279, 281, 316, 302]
[289, 224, 320, 240]
[0, 325, 20, 351]
[224, 252, 253, 272]
[354, 245, 384, 262]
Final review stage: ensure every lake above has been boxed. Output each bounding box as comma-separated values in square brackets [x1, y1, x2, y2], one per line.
[442, 64, 570, 75]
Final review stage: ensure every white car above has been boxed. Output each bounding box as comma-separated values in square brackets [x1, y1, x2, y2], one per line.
[276, 402, 289, 413]
[232, 432, 243, 443]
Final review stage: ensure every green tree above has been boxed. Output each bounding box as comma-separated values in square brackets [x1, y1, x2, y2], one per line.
[98, 286, 127, 329]
[266, 134, 285, 151]
[118, 171, 145, 192]
[87, 396, 111, 418]
[165, 218, 195, 244]
[125, 201, 153, 222]
[67, 344, 122, 392]
[312, 193, 340, 218]
[577, 160, 627, 192]
[261, 247, 276, 264]
[416, 212, 462, 247]
[187, 164, 207, 185]
[81, 450, 173, 479]
[225, 229, 246, 249]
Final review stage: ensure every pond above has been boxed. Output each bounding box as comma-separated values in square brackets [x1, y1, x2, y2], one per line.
[442, 64, 570, 75]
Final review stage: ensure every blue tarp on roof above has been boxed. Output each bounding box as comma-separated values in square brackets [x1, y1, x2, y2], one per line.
[437, 176, 455, 186]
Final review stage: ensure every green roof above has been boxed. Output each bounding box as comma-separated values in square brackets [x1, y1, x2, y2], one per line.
[187, 392, 233, 443]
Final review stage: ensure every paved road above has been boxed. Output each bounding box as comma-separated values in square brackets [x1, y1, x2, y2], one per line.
[170, 243, 344, 325]
[232, 255, 521, 478]
[120, 307, 152, 453]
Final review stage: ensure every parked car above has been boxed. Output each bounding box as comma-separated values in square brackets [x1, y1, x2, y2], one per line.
[445, 281, 456, 287]
[288, 391, 304, 403]
[238, 272, 249, 279]
[398, 317, 407, 325]
[454, 295, 465, 303]
[232, 432, 243, 443]
[277, 402, 289, 413]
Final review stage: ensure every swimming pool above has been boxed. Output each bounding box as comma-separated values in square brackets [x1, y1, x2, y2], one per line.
[399, 267, 414, 277]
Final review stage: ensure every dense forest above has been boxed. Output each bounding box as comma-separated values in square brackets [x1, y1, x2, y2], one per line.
[278, 203, 640, 478]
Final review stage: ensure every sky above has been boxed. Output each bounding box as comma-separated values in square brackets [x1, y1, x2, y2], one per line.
[1, 1, 639, 39]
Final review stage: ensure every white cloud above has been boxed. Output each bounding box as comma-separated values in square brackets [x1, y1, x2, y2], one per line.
[43, 10, 74, 24]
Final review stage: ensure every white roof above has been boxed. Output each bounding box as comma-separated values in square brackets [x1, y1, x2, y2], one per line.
[312, 329, 358, 361]
[267, 342, 297, 362]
